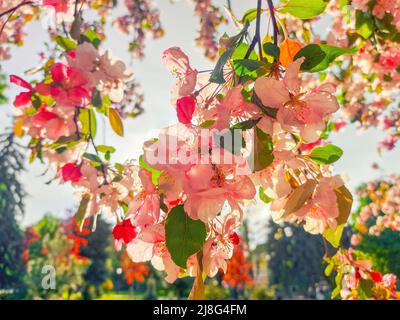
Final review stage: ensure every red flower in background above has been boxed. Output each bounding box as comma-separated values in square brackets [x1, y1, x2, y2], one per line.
[221, 238, 254, 289]
[120, 250, 150, 285]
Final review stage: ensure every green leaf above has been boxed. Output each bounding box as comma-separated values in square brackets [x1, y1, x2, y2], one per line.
[356, 10, 374, 39]
[55, 36, 77, 51]
[139, 155, 162, 186]
[241, 8, 258, 24]
[323, 224, 345, 248]
[210, 46, 236, 84]
[232, 59, 265, 79]
[307, 144, 343, 165]
[79, 108, 97, 138]
[199, 120, 215, 128]
[76, 194, 90, 227]
[263, 43, 280, 59]
[165, 205, 206, 269]
[359, 279, 374, 299]
[96, 145, 116, 154]
[323, 185, 353, 248]
[108, 108, 124, 137]
[232, 43, 258, 60]
[331, 273, 342, 298]
[282, 180, 318, 218]
[209, 24, 249, 84]
[280, 0, 330, 19]
[231, 118, 260, 130]
[83, 152, 102, 164]
[339, 0, 350, 9]
[80, 28, 101, 48]
[294, 44, 358, 72]
[259, 187, 272, 204]
[92, 88, 102, 107]
[253, 127, 274, 171]
[324, 262, 334, 277]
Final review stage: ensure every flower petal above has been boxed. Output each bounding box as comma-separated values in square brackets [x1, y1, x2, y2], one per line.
[254, 77, 289, 109]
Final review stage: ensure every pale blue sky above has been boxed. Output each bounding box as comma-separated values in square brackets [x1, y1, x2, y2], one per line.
[1, 0, 399, 246]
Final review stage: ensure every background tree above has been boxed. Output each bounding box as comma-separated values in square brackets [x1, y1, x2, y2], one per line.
[265, 220, 328, 299]
[75, 217, 113, 299]
[24, 215, 88, 299]
[0, 133, 26, 299]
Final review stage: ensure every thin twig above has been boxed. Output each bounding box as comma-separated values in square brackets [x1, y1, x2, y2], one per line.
[267, 0, 279, 45]
[245, 0, 263, 59]
[0, 1, 35, 37]
[0, 1, 34, 18]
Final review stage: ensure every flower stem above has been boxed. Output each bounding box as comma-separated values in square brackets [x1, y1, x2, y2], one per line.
[267, 0, 279, 45]
[245, 0, 263, 59]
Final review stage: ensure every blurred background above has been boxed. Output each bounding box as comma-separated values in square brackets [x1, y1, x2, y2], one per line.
[1, 0, 400, 300]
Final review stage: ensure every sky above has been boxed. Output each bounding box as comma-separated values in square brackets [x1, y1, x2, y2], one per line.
[1, 0, 400, 247]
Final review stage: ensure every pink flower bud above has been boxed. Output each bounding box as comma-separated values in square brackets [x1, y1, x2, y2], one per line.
[176, 96, 196, 125]
[60, 163, 82, 183]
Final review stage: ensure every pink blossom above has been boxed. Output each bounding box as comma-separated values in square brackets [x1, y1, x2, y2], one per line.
[254, 58, 339, 142]
[176, 96, 196, 124]
[126, 169, 161, 227]
[9, 75, 32, 108]
[272, 175, 344, 234]
[184, 164, 256, 222]
[25, 106, 76, 140]
[127, 224, 180, 283]
[36, 63, 90, 107]
[43, 0, 69, 13]
[202, 216, 240, 277]
[112, 219, 138, 251]
[162, 47, 198, 104]
[59, 163, 82, 183]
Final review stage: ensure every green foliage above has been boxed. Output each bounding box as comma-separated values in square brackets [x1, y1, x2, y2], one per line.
[55, 36, 77, 51]
[259, 187, 272, 204]
[357, 230, 400, 277]
[253, 127, 274, 171]
[241, 8, 258, 24]
[80, 218, 113, 299]
[165, 205, 206, 269]
[280, 0, 330, 20]
[263, 43, 280, 60]
[264, 220, 334, 298]
[24, 215, 88, 299]
[139, 155, 162, 186]
[210, 23, 249, 84]
[0, 73, 8, 105]
[294, 44, 357, 72]
[306, 144, 343, 165]
[355, 10, 374, 39]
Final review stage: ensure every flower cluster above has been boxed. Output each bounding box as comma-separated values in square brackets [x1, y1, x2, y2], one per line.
[8, 1, 355, 292]
[353, 0, 400, 32]
[0, 0, 39, 61]
[113, 0, 164, 59]
[192, 0, 227, 60]
[350, 175, 400, 246]
[324, 1, 400, 152]
[325, 248, 399, 300]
